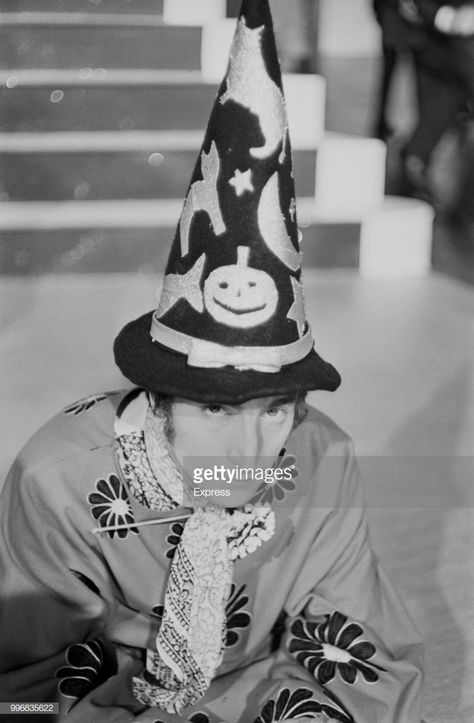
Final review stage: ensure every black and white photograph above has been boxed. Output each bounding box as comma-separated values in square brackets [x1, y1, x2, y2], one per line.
[0, 1, 473, 721]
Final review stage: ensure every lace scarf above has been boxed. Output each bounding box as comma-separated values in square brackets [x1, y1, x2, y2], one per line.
[114, 392, 275, 714]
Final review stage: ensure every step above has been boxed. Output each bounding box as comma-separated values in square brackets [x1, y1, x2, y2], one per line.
[0, 71, 326, 146]
[0, 0, 225, 23]
[0, 14, 236, 82]
[0, 134, 317, 201]
[0, 0, 225, 22]
[0, 1, 164, 14]
[0, 70, 217, 132]
[0, 197, 434, 276]
[0, 16, 202, 70]
[161, 0, 226, 25]
[226, 0, 240, 17]
[0, 224, 362, 273]
[0, 132, 384, 209]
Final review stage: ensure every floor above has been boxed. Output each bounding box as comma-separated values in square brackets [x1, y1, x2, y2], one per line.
[0, 269, 473, 722]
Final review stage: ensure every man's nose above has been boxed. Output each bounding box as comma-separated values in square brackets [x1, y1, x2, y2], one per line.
[230, 416, 261, 463]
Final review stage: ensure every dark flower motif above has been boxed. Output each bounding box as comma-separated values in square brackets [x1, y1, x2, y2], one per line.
[70, 569, 101, 596]
[88, 474, 138, 539]
[253, 686, 354, 722]
[165, 521, 185, 559]
[64, 392, 116, 416]
[56, 640, 112, 704]
[225, 583, 251, 647]
[254, 454, 298, 505]
[288, 612, 386, 687]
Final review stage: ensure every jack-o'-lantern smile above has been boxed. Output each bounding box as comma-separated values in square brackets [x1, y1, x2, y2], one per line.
[212, 296, 267, 315]
[203, 246, 279, 328]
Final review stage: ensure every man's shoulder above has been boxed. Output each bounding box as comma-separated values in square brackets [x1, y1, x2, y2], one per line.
[303, 404, 352, 444]
[1, 390, 139, 531]
[13, 389, 133, 475]
[289, 404, 353, 456]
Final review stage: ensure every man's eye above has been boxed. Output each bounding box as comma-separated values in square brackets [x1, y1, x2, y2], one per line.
[203, 404, 227, 416]
[265, 406, 286, 420]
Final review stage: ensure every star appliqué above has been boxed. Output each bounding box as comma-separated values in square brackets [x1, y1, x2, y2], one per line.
[157, 254, 205, 317]
[229, 168, 254, 196]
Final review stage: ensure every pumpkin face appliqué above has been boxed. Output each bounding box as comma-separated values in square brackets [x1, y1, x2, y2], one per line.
[204, 246, 278, 328]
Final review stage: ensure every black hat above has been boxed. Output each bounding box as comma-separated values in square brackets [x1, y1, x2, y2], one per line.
[114, 0, 340, 404]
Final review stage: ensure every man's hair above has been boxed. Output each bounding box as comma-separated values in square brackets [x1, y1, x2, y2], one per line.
[148, 392, 308, 444]
[148, 393, 175, 442]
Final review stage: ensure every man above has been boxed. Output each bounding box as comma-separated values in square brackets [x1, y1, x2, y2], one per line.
[0, 2, 424, 721]
[372, 0, 427, 140]
[398, 0, 474, 210]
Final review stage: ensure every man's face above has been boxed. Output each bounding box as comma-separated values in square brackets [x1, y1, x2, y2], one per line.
[170, 395, 296, 507]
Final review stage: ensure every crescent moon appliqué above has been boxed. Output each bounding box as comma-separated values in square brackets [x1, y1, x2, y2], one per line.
[219, 18, 287, 160]
[258, 173, 302, 271]
[179, 141, 226, 258]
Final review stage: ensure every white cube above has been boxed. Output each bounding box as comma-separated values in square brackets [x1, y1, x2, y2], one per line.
[359, 197, 434, 277]
[318, 0, 381, 57]
[283, 74, 326, 150]
[315, 134, 386, 212]
[201, 20, 236, 81]
[163, 0, 226, 25]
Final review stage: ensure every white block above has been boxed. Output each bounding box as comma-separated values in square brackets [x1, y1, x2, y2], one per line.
[318, 0, 381, 57]
[315, 134, 386, 211]
[201, 19, 235, 82]
[359, 197, 434, 277]
[283, 74, 326, 149]
[162, 0, 226, 25]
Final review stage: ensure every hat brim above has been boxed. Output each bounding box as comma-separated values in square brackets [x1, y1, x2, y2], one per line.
[114, 311, 341, 404]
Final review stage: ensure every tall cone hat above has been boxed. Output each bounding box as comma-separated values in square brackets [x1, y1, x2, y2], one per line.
[114, 0, 341, 403]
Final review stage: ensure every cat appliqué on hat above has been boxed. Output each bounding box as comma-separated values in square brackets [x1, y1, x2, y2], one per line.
[151, 0, 309, 373]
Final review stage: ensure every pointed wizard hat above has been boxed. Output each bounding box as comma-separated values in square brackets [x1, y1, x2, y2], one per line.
[114, 0, 341, 404]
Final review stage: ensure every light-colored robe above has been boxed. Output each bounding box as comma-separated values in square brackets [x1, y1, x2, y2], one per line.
[0, 390, 423, 722]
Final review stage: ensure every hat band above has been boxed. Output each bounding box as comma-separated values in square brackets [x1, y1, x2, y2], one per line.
[150, 316, 314, 373]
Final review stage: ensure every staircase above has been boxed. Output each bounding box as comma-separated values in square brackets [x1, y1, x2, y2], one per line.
[0, 0, 433, 277]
